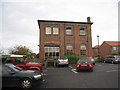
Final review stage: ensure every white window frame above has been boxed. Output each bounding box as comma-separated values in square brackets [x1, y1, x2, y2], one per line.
[46, 26, 51, 35]
[53, 26, 59, 35]
[80, 27, 86, 35]
[66, 26, 72, 35]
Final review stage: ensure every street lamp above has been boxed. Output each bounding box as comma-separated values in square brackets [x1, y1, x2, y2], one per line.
[97, 35, 100, 61]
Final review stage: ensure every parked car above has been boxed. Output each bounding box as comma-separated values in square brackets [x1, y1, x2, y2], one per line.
[2, 63, 42, 89]
[103, 56, 120, 64]
[76, 58, 93, 72]
[56, 56, 69, 67]
[1, 54, 42, 72]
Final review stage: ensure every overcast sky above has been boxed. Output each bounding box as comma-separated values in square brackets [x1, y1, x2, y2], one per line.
[0, 0, 119, 54]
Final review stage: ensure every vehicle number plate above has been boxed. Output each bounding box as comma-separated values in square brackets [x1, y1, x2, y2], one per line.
[81, 64, 87, 66]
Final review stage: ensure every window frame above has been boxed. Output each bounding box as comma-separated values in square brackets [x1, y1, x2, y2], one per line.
[79, 26, 86, 36]
[66, 43, 73, 53]
[80, 44, 87, 56]
[53, 25, 59, 35]
[45, 25, 52, 35]
[66, 26, 73, 35]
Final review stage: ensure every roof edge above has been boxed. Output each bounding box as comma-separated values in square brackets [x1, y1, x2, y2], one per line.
[37, 20, 93, 25]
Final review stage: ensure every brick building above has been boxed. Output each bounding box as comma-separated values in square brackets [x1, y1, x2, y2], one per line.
[92, 45, 100, 57]
[100, 41, 120, 58]
[38, 17, 93, 61]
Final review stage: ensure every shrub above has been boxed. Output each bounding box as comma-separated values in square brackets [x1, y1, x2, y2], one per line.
[63, 53, 82, 64]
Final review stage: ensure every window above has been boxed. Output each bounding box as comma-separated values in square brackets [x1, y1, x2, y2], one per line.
[80, 44, 87, 56]
[66, 26, 72, 35]
[80, 26, 86, 35]
[53, 25, 59, 35]
[112, 46, 117, 50]
[66, 44, 73, 53]
[15, 58, 24, 63]
[5, 58, 12, 63]
[46, 26, 51, 34]
[44, 47, 59, 59]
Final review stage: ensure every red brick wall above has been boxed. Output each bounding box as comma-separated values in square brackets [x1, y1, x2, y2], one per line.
[92, 48, 98, 57]
[100, 43, 112, 58]
[38, 21, 93, 61]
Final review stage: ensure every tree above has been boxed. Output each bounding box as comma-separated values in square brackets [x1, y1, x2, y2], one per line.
[9, 45, 35, 59]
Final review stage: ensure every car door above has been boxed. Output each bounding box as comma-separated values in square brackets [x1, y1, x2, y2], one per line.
[2, 65, 19, 87]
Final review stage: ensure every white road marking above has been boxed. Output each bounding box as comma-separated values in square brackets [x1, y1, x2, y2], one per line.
[106, 70, 119, 72]
[69, 66, 73, 69]
[71, 69, 78, 74]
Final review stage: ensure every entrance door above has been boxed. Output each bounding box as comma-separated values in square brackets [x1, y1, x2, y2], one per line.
[44, 47, 59, 59]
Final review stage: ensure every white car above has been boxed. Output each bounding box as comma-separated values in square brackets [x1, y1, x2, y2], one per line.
[56, 56, 69, 67]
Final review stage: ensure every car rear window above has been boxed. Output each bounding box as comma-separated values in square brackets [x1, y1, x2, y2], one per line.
[77, 59, 92, 63]
[58, 57, 68, 59]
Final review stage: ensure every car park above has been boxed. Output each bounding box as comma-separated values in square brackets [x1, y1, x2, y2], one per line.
[103, 56, 120, 64]
[76, 58, 93, 72]
[1, 54, 42, 72]
[56, 56, 69, 67]
[2, 63, 42, 89]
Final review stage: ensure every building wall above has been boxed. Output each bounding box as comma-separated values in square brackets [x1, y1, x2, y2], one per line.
[100, 43, 112, 58]
[92, 48, 98, 57]
[38, 20, 93, 61]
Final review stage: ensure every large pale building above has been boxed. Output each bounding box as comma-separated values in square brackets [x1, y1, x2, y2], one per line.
[38, 17, 93, 61]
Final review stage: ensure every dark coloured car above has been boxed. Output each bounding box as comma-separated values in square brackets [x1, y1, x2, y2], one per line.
[76, 58, 93, 72]
[1, 64, 42, 89]
[103, 56, 120, 64]
[56, 56, 69, 67]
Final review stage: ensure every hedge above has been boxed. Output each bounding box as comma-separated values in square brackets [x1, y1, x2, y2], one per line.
[63, 53, 83, 64]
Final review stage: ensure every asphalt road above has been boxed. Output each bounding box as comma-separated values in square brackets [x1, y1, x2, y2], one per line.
[2, 62, 119, 90]
[38, 62, 119, 88]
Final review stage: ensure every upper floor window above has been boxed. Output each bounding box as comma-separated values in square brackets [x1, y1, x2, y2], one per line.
[53, 25, 59, 35]
[80, 26, 86, 35]
[66, 26, 72, 35]
[112, 46, 117, 50]
[66, 43, 73, 53]
[46, 26, 51, 35]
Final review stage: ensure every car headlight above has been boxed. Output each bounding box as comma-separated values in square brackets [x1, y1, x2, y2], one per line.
[34, 74, 42, 79]
[115, 60, 118, 61]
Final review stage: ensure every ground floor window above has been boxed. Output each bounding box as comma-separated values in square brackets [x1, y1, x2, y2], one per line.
[44, 47, 59, 59]
[80, 44, 87, 56]
[66, 43, 73, 53]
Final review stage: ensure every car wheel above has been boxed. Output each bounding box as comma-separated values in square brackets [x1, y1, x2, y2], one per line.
[76, 68, 79, 72]
[20, 78, 32, 89]
[66, 64, 69, 67]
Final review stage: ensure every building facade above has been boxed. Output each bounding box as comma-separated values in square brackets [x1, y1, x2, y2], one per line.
[38, 17, 93, 61]
[100, 41, 120, 58]
[92, 45, 100, 57]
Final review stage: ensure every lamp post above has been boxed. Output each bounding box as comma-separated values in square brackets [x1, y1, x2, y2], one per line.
[97, 35, 100, 61]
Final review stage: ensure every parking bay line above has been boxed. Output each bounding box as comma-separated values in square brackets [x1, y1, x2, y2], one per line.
[106, 70, 119, 72]
[71, 69, 78, 74]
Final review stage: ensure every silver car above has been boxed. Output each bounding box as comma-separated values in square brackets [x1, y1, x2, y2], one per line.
[56, 56, 69, 67]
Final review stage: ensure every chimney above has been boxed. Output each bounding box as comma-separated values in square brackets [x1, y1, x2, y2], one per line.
[87, 17, 91, 22]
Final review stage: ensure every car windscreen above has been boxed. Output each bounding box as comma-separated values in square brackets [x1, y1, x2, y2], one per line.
[77, 59, 92, 63]
[5, 64, 23, 72]
[115, 56, 120, 58]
